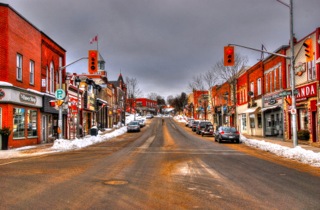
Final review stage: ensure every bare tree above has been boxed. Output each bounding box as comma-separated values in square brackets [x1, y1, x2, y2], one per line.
[125, 77, 142, 99]
[213, 53, 248, 127]
[147, 92, 158, 100]
[188, 74, 205, 92]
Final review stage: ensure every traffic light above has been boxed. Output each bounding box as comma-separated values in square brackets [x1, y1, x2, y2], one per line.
[303, 38, 313, 62]
[224, 46, 234, 66]
[88, 50, 98, 74]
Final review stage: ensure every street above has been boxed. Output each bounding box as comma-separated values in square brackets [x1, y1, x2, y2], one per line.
[0, 117, 319, 209]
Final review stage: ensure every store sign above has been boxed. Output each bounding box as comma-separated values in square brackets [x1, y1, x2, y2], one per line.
[20, 93, 37, 104]
[295, 82, 317, 101]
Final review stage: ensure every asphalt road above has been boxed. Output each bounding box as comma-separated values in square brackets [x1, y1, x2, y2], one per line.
[0, 118, 319, 209]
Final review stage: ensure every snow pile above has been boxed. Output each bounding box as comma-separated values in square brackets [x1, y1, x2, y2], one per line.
[241, 135, 320, 167]
[52, 126, 127, 151]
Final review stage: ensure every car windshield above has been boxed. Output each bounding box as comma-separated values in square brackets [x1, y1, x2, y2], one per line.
[222, 127, 237, 132]
[130, 122, 139, 125]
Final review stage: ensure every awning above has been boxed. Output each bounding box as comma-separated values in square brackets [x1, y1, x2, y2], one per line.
[243, 107, 260, 113]
[261, 105, 279, 112]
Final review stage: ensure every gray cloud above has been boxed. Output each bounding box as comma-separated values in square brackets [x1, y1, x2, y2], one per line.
[3, 0, 320, 99]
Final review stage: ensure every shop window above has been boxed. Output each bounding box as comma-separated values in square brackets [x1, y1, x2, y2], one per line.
[242, 114, 246, 130]
[13, 108, 25, 138]
[27, 110, 37, 137]
[299, 109, 308, 130]
[257, 113, 262, 128]
[249, 114, 255, 128]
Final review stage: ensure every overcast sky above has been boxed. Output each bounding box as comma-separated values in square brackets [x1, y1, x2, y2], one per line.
[2, 0, 320, 99]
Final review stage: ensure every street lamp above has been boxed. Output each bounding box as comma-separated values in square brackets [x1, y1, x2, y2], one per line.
[75, 76, 81, 138]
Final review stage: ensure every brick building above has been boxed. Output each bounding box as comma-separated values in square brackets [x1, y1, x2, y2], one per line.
[0, 3, 66, 149]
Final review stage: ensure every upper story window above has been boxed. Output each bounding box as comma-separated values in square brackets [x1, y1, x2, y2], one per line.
[308, 60, 316, 81]
[50, 62, 54, 93]
[250, 82, 254, 96]
[16, 54, 23, 81]
[29, 60, 35, 85]
[265, 75, 269, 93]
[46, 66, 49, 93]
[257, 78, 261, 95]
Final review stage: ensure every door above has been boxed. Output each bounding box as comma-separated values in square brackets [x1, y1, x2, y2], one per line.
[311, 111, 316, 142]
[42, 115, 47, 143]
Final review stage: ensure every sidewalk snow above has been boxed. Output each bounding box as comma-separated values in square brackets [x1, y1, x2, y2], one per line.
[241, 135, 320, 167]
[52, 126, 127, 151]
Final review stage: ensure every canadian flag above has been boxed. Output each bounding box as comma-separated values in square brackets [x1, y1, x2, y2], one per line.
[90, 35, 98, 44]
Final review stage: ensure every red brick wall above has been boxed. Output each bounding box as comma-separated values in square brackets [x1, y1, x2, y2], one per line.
[3, 5, 41, 90]
[41, 34, 66, 93]
[237, 71, 248, 106]
[0, 7, 9, 80]
[248, 61, 263, 98]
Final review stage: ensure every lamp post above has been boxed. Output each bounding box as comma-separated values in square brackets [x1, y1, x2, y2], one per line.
[75, 76, 81, 138]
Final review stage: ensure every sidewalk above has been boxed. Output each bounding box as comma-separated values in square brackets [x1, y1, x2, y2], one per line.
[242, 134, 320, 153]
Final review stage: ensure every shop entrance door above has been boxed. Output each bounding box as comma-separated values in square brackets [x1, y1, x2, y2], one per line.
[42, 115, 47, 143]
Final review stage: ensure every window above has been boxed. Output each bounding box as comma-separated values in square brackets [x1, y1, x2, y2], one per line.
[50, 62, 54, 93]
[257, 113, 262, 128]
[242, 114, 246, 130]
[27, 110, 37, 137]
[13, 108, 25, 138]
[46, 66, 49, 92]
[265, 75, 268, 93]
[250, 82, 254, 96]
[16, 54, 23, 81]
[269, 73, 272, 92]
[308, 60, 316, 81]
[299, 109, 308, 130]
[257, 78, 261, 95]
[274, 69, 277, 90]
[249, 114, 255, 128]
[29, 60, 35, 85]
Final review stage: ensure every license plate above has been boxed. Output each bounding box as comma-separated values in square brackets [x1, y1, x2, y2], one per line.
[229, 136, 234, 138]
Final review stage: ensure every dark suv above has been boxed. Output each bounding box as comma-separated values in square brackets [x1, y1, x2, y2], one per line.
[196, 121, 213, 135]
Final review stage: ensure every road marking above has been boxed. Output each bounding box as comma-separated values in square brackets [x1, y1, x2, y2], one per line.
[139, 136, 155, 149]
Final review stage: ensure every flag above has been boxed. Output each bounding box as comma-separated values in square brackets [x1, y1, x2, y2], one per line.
[90, 35, 98, 44]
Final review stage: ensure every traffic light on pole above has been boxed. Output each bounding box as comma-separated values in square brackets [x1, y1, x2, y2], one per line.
[88, 50, 98, 74]
[224, 46, 234, 66]
[303, 38, 313, 62]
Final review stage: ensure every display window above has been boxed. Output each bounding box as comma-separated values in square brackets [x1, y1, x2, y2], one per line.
[13, 108, 38, 139]
[298, 108, 308, 130]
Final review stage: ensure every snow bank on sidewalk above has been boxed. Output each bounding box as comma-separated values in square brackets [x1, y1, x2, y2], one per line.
[52, 126, 127, 151]
[241, 135, 320, 167]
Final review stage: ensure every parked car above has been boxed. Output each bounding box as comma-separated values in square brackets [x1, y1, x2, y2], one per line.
[137, 119, 145, 127]
[196, 121, 213, 135]
[191, 120, 200, 132]
[201, 124, 214, 136]
[185, 118, 194, 126]
[127, 121, 141, 132]
[214, 126, 240, 143]
[187, 119, 194, 128]
[146, 114, 153, 119]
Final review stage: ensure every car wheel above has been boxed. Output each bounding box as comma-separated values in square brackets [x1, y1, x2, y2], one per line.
[236, 139, 240, 144]
[218, 136, 222, 143]
[201, 133, 204, 137]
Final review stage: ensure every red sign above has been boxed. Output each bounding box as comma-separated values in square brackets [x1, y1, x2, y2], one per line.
[295, 82, 317, 102]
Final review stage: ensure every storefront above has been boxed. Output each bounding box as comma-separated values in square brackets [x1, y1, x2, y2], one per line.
[41, 95, 59, 143]
[262, 91, 284, 137]
[0, 86, 43, 149]
[285, 82, 318, 142]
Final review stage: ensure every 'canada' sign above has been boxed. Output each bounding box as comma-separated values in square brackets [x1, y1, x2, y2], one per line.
[294, 82, 317, 102]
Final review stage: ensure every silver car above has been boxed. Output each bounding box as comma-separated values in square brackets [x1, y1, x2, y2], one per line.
[127, 121, 141, 132]
[214, 126, 240, 143]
